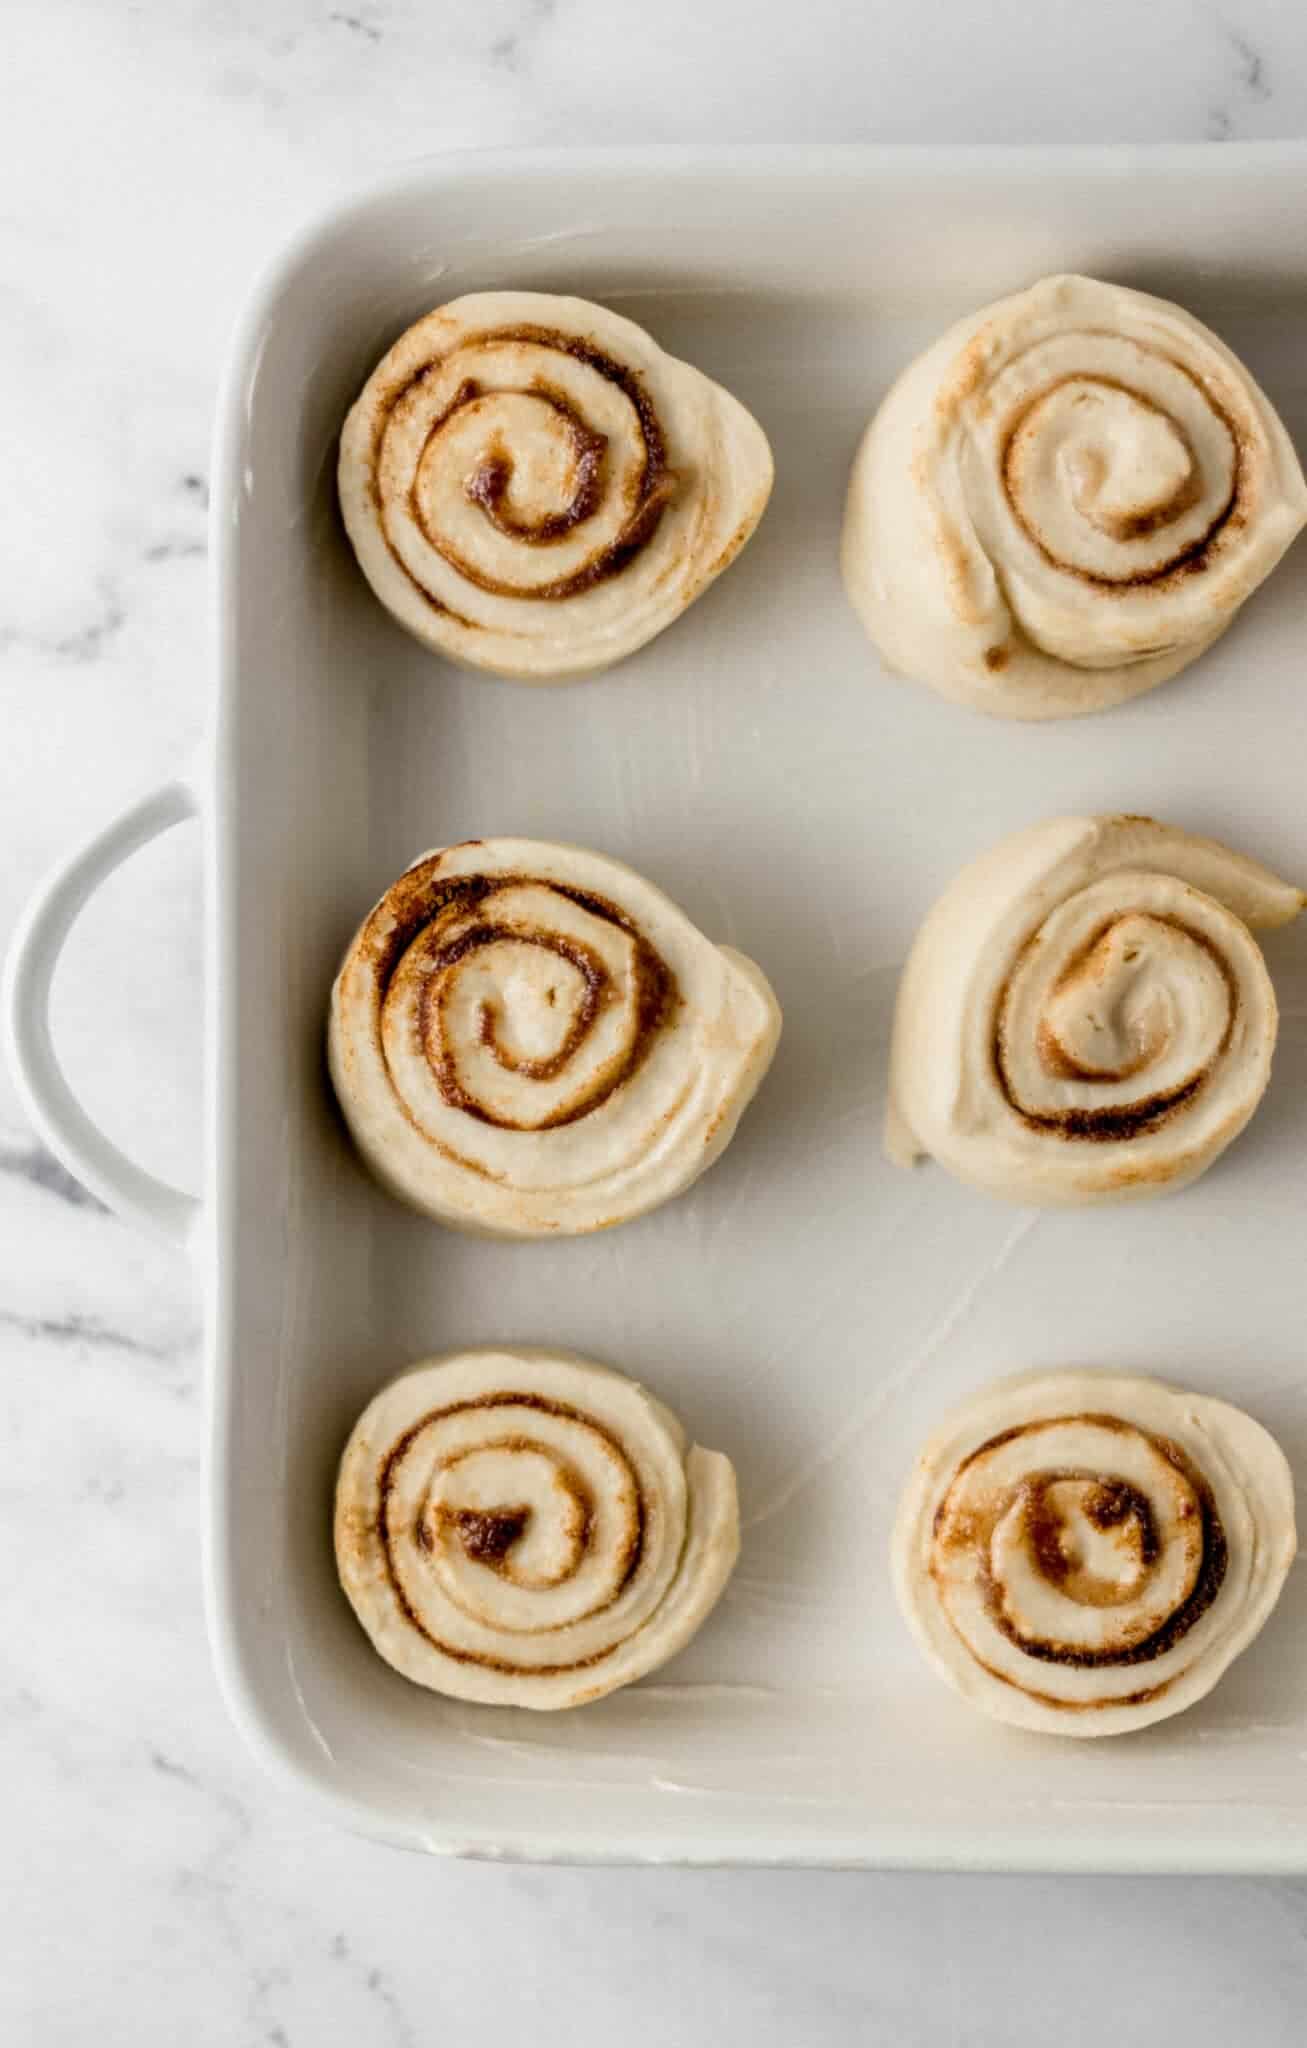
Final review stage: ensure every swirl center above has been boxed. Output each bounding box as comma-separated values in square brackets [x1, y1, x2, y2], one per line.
[379, 1394, 651, 1662]
[433, 928, 607, 1082]
[419, 385, 609, 545]
[371, 868, 677, 1143]
[428, 1440, 592, 1592]
[1012, 380, 1201, 546]
[450, 1505, 531, 1566]
[1039, 914, 1198, 1081]
[980, 337, 1241, 611]
[376, 326, 674, 607]
[999, 1474, 1161, 1610]
[996, 882, 1237, 1142]
[931, 1416, 1226, 1680]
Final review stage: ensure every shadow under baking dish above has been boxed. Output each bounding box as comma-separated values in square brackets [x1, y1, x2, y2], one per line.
[207, 146, 1307, 1868]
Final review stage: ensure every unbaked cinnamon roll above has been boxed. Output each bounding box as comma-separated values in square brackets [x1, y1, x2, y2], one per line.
[335, 1348, 739, 1709]
[893, 1370, 1296, 1736]
[328, 838, 782, 1237]
[887, 815, 1304, 1204]
[339, 291, 773, 681]
[842, 274, 1307, 718]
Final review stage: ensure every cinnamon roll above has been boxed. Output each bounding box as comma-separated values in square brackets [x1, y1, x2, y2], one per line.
[842, 275, 1307, 719]
[339, 292, 773, 681]
[887, 815, 1304, 1203]
[335, 1348, 740, 1709]
[893, 1370, 1296, 1736]
[328, 838, 782, 1237]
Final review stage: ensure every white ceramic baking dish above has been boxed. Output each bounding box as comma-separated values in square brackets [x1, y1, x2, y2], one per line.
[7, 145, 1307, 1870]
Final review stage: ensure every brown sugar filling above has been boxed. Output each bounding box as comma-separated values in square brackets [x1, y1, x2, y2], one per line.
[370, 324, 675, 613]
[358, 859, 679, 1134]
[378, 1393, 647, 1676]
[932, 1416, 1228, 1698]
[996, 349, 1247, 590]
[994, 912, 1237, 1143]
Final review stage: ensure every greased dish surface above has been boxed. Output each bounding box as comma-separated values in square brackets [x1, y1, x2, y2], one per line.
[209, 146, 1307, 1868]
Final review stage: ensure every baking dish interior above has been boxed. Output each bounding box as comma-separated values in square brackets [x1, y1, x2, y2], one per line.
[209, 149, 1307, 1865]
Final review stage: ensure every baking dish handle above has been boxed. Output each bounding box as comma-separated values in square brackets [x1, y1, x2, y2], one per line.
[3, 778, 202, 1253]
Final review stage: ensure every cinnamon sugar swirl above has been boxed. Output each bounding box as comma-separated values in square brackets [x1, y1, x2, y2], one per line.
[887, 815, 1303, 1204]
[339, 292, 773, 681]
[893, 1371, 1295, 1735]
[335, 1348, 739, 1709]
[328, 838, 781, 1237]
[842, 275, 1307, 718]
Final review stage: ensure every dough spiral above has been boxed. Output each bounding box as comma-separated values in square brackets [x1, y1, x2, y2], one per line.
[842, 274, 1307, 718]
[328, 837, 782, 1237]
[335, 1348, 740, 1709]
[887, 815, 1304, 1204]
[893, 1370, 1295, 1736]
[339, 291, 773, 681]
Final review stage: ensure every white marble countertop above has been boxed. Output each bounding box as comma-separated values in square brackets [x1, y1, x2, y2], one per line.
[5, 2, 1307, 2040]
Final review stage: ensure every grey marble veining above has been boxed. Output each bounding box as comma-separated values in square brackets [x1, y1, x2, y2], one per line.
[5, 1, 1307, 2041]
